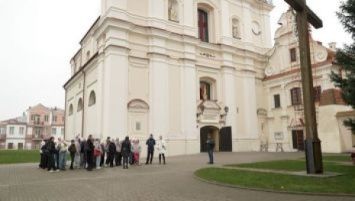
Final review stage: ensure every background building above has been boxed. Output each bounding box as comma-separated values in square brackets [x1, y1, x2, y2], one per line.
[262, 9, 354, 153]
[1, 117, 27, 150]
[0, 104, 64, 150]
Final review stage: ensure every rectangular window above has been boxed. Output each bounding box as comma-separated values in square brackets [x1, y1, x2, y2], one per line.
[9, 127, 14, 135]
[44, 115, 49, 122]
[61, 128, 64, 135]
[274, 94, 281, 108]
[198, 9, 209, 42]
[34, 128, 41, 138]
[52, 115, 57, 122]
[313, 86, 322, 102]
[290, 87, 302, 105]
[19, 127, 24, 135]
[52, 128, 56, 135]
[34, 115, 40, 124]
[290, 48, 297, 62]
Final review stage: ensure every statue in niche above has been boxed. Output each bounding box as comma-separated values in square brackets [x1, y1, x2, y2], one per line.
[232, 19, 241, 39]
[168, 0, 179, 22]
[199, 82, 211, 100]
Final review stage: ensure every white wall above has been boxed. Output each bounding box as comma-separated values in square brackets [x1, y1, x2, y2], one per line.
[6, 124, 26, 140]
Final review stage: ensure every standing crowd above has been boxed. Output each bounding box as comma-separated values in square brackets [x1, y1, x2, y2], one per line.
[38, 134, 167, 172]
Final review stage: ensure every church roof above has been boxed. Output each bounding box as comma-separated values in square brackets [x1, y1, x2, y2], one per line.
[263, 60, 334, 81]
[64, 52, 99, 89]
[79, 16, 101, 45]
[320, 89, 346, 106]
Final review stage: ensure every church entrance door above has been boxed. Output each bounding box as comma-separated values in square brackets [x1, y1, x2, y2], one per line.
[292, 130, 305, 151]
[200, 126, 219, 152]
[219, 127, 232, 152]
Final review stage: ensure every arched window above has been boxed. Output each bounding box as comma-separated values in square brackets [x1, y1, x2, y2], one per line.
[88, 91, 96, 106]
[69, 104, 73, 116]
[232, 18, 241, 39]
[198, 9, 209, 42]
[77, 98, 83, 112]
[290, 87, 302, 105]
[168, 0, 179, 22]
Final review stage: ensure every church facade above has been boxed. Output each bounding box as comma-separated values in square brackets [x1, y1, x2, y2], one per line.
[64, 0, 273, 156]
[64, 0, 354, 156]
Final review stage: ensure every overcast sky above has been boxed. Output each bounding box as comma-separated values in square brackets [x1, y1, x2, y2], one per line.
[0, 0, 351, 120]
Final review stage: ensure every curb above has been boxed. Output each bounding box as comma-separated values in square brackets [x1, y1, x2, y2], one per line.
[193, 171, 355, 198]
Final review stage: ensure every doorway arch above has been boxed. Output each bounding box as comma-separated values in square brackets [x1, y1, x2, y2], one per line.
[200, 126, 219, 152]
[200, 126, 232, 152]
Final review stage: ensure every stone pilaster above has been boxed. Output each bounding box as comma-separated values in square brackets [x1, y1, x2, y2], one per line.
[222, 65, 237, 138]
[148, 35, 170, 138]
[102, 28, 130, 139]
[242, 70, 258, 139]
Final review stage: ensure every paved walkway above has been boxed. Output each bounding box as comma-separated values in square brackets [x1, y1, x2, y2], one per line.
[0, 152, 353, 201]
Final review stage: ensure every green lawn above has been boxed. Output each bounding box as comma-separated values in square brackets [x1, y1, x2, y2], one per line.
[322, 155, 352, 162]
[0, 150, 40, 164]
[196, 160, 355, 195]
[297, 154, 352, 162]
[227, 160, 307, 171]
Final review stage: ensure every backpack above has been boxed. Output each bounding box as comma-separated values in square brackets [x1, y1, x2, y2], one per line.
[68, 144, 76, 154]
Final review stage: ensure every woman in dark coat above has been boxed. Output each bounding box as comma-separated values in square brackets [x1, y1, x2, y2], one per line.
[121, 136, 131, 169]
[107, 140, 116, 167]
[47, 137, 57, 172]
[39, 139, 48, 169]
[86, 135, 95, 171]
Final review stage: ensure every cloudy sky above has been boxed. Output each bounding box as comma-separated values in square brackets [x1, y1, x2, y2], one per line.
[0, 0, 351, 120]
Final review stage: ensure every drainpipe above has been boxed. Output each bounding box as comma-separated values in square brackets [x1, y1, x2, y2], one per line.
[64, 89, 67, 140]
[81, 71, 86, 138]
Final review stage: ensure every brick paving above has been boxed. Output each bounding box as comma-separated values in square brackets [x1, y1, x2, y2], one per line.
[0, 152, 353, 201]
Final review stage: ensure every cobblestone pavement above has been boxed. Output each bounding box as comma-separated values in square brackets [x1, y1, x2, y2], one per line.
[0, 152, 353, 201]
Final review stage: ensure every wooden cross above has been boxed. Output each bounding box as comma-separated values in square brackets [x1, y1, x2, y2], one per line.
[284, 0, 324, 174]
[285, 0, 323, 28]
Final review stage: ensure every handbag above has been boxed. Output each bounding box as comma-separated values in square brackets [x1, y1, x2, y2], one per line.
[94, 149, 101, 157]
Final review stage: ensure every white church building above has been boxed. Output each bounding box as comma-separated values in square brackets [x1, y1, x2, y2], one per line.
[64, 0, 354, 156]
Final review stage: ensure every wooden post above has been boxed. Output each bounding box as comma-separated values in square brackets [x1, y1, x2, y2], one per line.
[284, 0, 323, 174]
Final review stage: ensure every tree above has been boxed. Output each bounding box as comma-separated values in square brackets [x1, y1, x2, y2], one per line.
[331, 0, 355, 134]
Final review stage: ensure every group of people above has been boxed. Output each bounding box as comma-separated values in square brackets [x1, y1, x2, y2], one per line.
[39, 134, 167, 172]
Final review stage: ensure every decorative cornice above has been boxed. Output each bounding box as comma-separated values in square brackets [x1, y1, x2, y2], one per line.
[264, 60, 333, 82]
[63, 52, 99, 89]
[147, 52, 170, 59]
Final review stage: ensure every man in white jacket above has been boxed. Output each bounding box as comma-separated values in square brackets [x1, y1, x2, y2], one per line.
[156, 136, 166, 165]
